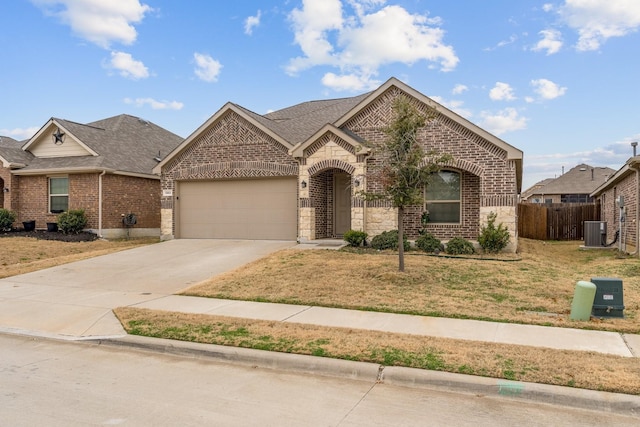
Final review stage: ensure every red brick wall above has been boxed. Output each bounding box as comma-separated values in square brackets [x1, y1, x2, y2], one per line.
[13, 173, 160, 230]
[598, 171, 637, 249]
[102, 174, 161, 228]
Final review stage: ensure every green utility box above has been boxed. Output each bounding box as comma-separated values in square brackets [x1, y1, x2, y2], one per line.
[591, 277, 625, 318]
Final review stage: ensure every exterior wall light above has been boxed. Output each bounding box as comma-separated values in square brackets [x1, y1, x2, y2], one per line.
[2, 187, 9, 193]
[354, 179, 360, 187]
[301, 180, 307, 189]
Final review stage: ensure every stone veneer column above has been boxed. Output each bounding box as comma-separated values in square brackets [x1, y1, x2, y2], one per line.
[479, 206, 517, 252]
[366, 207, 398, 237]
[298, 206, 315, 242]
[160, 208, 173, 240]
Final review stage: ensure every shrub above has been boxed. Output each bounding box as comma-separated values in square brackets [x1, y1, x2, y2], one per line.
[370, 230, 410, 251]
[57, 209, 88, 234]
[0, 208, 16, 231]
[478, 212, 510, 253]
[445, 237, 475, 255]
[415, 232, 443, 253]
[343, 230, 368, 247]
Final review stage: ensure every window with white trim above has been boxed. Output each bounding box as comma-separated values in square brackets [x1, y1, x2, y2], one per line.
[49, 176, 68, 213]
[425, 170, 461, 223]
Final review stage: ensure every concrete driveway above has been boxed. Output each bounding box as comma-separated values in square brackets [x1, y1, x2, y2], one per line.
[0, 239, 295, 339]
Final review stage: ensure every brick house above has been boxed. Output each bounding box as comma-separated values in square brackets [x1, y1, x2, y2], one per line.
[0, 114, 182, 238]
[590, 157, 640, 254]
[155, 78, 523, 250]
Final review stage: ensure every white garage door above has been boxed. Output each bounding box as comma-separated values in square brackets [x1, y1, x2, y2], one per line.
[178, 178, 297, 240]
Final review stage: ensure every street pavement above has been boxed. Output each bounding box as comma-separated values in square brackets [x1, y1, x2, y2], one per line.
[0, 238, 639, 416]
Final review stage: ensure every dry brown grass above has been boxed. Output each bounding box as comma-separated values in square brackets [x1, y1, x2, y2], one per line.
[182, 239, 640, 334]
[115, 307, 640, 394]
[0, 236, 159, 279]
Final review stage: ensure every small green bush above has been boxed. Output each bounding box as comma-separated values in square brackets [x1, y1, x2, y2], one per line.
[370, 230, 410, 251]
[57, 209, 88, 234]
[0, 208, 16, 231]
[445, 237, 475, 255]
[478, 212, 510, 253]
[343, 230, 368, 247]
[415, 232, 443, 253]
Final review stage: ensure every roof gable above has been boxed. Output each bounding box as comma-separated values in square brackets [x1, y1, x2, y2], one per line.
[154, 103, 292, 174]
[336, 77, 523, 162]
[289, 124, 369, 158]
[23, 119, 97, 158]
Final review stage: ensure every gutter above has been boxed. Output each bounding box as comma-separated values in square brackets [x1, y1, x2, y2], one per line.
[98, 170, 106, 238]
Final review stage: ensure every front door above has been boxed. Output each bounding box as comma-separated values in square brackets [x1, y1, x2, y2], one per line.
[333, 172, 351, 236]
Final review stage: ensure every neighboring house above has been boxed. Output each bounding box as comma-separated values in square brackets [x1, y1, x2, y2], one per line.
[521, 164, 614, 203]
[0, 114, 183, 238]
[591, 156, 640, 254]
[154, 77, 523, 250]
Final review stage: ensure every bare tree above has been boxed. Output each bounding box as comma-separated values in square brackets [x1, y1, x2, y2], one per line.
[360, 96, 451, 271]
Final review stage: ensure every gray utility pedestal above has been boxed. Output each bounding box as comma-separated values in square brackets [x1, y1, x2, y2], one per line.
[591, 277, 624, 318]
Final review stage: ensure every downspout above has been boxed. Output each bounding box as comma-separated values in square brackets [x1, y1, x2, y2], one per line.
[98, 170, 106, 238]
[632, 162, 640, 256]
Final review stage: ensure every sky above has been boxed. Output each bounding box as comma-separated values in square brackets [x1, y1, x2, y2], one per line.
[2, 0, 640, 190]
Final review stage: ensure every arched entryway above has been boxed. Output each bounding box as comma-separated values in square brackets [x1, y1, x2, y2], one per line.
[309, 168, 352, 238]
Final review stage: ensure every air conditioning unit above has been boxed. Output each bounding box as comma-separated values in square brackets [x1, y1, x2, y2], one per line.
[584, 221, 606, 247]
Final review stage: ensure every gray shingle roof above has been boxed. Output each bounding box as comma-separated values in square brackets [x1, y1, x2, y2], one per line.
[526, 164, 615, 196]
[16, 114, 183, 175]
[0, 136, 33, 165]
[261, 92, 372, 145]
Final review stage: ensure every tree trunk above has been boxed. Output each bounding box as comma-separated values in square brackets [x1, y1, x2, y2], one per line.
[398, 206, 405, 272]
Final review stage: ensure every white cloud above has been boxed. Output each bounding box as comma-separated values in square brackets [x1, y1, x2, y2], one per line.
[32, 0, 151, 49]
[531, 78, 567, 100]
[194, 53, 222, 82]
[0, 127, 39, 140]
[559, 0, 640, 51]
[124, 97, 183, 110]
[452, 84, 468, 95]
[244, 10, 261, 35]
[542, 3, 555, 12]
[287, 0, 458, 91]
[480, 108, 527, 135]
[532, 29, 563, 55]
[483, 34, 517, 51]
[107, 51, 149, 79]
[489, 82, 516, 101]
[321, 72, 380, 91]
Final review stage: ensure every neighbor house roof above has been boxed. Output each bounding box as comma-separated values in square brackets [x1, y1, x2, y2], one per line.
[524, 164, 615, 198]
[0, 136, 33, 167]
[11, 114, 183, 177]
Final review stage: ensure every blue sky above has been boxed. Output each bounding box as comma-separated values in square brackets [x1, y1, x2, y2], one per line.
[2, 0, 640, 189]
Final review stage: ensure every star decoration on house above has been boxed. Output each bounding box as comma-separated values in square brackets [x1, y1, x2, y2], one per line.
[52, 128, 65, 145]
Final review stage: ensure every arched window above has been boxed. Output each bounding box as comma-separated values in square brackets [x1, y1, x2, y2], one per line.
[425, 170, 461, 223]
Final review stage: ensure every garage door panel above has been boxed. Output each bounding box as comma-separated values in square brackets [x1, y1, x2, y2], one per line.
[178, 178, 297, 240]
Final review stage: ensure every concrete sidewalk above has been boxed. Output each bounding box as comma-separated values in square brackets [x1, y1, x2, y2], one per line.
[133, 295, 640, 357]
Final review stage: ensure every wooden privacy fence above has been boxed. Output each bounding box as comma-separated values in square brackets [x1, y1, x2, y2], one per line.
[518, 202, 601, 241]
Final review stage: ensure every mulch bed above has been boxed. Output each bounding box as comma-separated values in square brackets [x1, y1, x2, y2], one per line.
[0, 229, 99, 242]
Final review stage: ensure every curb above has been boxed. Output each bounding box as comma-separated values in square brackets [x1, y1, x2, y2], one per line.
[95, 335, 382, 382]
[96, 335, 640, 418]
